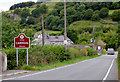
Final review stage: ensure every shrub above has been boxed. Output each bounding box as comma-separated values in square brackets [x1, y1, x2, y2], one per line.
[84, 9, 94, 20]
[86, 47, 98, 56]
[99, 8, 109, 18]
[111, 10, 120, 21]
[81, 48, 88, 56]
[69, 47, 82, 59]
[26, 17, 39, 25]
[91, 14, 100, 21]
[4, 45, 98, 69]
[3, 48, 26, 70]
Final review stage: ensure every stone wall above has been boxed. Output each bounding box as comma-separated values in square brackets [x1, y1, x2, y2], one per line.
[0, 53, 7, 72]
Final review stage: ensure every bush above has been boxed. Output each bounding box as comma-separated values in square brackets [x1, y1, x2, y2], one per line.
[86, 47, 98, 56]
[99, 8, 109, 18]
[81, 48, 88, 56]
[69, 47, 82, 59]
[4, 45, 98, 69]
[91, 14, 100, 21]
[26, 17, 39, 25]
[3, 48, 26, 70]
[84, 9, 94, 20]
[111, 10, 120, 21]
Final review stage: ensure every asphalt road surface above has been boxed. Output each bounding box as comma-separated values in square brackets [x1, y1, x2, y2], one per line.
[3, 52, 118, 80]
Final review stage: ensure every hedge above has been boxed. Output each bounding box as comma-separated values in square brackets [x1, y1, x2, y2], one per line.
[3, 45, 98, 70]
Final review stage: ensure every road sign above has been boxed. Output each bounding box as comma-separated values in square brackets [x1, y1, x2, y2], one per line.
[14, 33, 30, 49]
[14, 33, 30, 66]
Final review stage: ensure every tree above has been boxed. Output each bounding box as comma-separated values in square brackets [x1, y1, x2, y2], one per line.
[91, 14, 100, 21]
[14, 8, 22, 15]
[111, 10, 120, 21]
[103, 30, 118, 50]
[77, 4, 85, 12]
[99, 8, 109, 18]
[39, 4, 48, 45]
[45, 15, 61, 30]
[32, 8, 41, 18]
[20, 18, 26, 25]
[84, 9, 94, 20]
[21, 8, 30, 18]
[10, 1, 35, 10]
[26, 17, 39, 25]
[48, 9, 59, 16]
[67, 28, 78, 43]
[94, 10, 100, 15]
[111, 2, 120, 9]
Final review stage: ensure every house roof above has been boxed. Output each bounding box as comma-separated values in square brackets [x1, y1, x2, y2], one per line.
[97, 39, 106, 47]
[49, 36, 70, 42]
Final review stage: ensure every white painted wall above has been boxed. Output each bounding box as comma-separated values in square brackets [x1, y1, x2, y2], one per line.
[0, 53, 7, 72]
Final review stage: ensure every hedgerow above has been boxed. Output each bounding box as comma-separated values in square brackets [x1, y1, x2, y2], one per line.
[3, 45, 98, 70]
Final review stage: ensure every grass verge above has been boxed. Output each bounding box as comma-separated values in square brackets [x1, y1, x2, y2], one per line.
[20, 55, 100, 71]
[116, 58, 120, 80]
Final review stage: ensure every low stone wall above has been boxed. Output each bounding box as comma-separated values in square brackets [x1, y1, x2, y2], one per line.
[0, 53, 7, 72]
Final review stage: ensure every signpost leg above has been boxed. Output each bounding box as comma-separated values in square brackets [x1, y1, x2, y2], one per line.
[27, 49, 28, 65]
[16, 49, 18, 67]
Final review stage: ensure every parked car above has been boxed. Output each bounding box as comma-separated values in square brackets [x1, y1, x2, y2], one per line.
[107, 48, 114, 55]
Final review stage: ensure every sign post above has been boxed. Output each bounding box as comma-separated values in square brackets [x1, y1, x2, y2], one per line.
[16, 49, 18, 67]
[14, 33, 30, 66]
[27, 48, 28, 65]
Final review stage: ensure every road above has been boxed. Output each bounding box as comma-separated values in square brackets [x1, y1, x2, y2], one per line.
[2, 52, 118, 81]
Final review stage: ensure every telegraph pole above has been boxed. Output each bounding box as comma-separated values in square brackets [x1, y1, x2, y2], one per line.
[92, 25, 96, 46]
[64, 0, 67, 40]
[42, 15, 45, 46]
[64, 0, 67, 52]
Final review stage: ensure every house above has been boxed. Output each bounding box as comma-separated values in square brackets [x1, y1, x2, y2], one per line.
[32, 33, 73, 46]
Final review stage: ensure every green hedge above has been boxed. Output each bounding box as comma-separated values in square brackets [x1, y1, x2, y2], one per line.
[3, 45, 98, 70]
[86, 47, 98, 56]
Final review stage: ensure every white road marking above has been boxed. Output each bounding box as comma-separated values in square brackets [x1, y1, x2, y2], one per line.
[103, 59, 114, 80]
[3, 56, 101, 80]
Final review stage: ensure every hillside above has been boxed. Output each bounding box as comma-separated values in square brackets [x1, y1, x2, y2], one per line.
[2, 2, 119, 50]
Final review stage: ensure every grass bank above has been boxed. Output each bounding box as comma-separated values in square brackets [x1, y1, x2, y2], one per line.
[21, 55, 100, 71]
[116, 58, 120, 80]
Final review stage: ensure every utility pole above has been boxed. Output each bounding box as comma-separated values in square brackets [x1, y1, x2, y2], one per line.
[64, 0, 67, 52]
[42, 15, 45, 45]
[92, 25, 96, 47]
[64, 0, 67, 40]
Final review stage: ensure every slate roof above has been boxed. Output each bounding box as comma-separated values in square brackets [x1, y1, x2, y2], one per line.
[49, 36, 70, 42]
[33, 33, 73, 45]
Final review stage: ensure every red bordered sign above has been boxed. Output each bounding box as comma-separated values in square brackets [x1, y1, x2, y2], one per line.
[14, 33, 30, 49]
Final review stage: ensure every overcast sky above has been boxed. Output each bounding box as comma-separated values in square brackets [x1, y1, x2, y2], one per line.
[0, 0, 37, 12]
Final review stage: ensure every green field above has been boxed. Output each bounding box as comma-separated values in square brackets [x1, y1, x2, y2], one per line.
[36, 30, 61, 34]
[109, 9, 120, 15]
[69, 20, 116, 30]
[46, 2, 57, 13]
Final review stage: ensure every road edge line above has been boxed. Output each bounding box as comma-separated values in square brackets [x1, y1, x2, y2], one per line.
[103, 59, 114, 80]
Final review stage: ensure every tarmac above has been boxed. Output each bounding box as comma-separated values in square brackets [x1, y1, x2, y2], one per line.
[0, 70, 30, 77]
